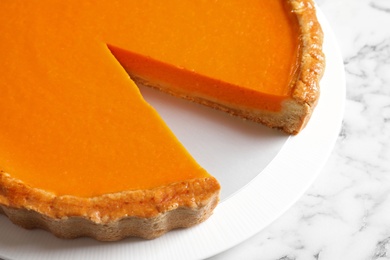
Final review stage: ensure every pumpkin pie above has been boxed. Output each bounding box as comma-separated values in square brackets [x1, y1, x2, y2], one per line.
[0, 0, 324, 240]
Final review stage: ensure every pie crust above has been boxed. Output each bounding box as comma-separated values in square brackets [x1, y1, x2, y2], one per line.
[0, 171, 220, 240]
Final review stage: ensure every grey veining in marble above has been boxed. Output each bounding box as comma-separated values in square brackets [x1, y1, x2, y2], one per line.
[210, 0, 390, 259]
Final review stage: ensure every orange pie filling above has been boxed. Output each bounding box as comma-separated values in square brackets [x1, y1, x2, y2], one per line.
[0, 0, 300, 198]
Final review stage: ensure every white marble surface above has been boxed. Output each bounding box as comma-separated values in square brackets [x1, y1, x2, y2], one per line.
[209, 0, 390, 259]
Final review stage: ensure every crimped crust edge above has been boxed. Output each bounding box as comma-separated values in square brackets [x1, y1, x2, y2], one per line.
[0, 171, 220, 240]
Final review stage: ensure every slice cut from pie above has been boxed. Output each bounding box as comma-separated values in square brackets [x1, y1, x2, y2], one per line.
[0, 0, 324, 240]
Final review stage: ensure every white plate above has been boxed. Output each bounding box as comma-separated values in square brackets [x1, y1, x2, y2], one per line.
[0, 7, 345, 260]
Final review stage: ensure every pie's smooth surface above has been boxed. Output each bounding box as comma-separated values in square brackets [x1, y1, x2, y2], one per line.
[0, 0, 324, 240]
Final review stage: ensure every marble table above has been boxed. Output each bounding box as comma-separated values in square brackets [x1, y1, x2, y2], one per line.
[210, 0, 390, 259]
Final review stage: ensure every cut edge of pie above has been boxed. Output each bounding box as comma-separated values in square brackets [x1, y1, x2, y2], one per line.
[127, 0, 325, 135]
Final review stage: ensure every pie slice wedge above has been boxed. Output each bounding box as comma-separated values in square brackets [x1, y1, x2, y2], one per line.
[0, 0, 324, 240]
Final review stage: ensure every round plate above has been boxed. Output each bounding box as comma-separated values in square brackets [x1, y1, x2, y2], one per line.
[0, 7, 345, 260]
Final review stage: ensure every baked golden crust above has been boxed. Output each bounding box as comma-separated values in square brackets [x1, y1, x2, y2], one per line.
[287, 0, 325, 133]
[0, 171, 220, 240]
